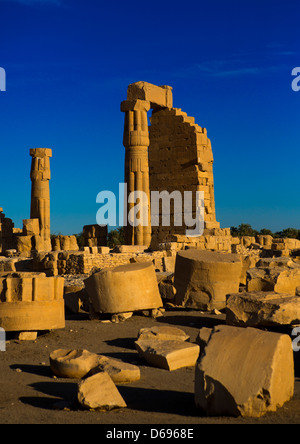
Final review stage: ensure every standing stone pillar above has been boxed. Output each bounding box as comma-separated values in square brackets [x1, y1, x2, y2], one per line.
[30, 148, 52, 251]
[121, 99, 151, 247]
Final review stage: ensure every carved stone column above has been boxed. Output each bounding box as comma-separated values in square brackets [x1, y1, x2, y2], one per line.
[121, 99, 151, 247]
[30, 148, 52, 251]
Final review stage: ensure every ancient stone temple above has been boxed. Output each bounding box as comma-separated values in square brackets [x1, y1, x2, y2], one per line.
[121, 81, 226, 250]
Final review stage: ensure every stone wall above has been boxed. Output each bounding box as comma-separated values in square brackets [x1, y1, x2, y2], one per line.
[148, 107, 220, 248]
[32, 249, 170, 276]
[0, 208, 16, 253]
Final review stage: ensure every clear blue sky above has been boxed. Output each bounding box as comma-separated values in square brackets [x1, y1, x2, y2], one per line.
[0, 0, 299, 235]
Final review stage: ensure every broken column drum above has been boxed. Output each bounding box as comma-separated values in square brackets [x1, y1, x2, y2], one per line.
[0, 272, 65, 332]
[30, 148, 52, 251]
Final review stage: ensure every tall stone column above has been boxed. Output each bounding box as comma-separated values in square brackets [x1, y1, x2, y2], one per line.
[121, 99, 152, 247]
[30, 148, 52, 251]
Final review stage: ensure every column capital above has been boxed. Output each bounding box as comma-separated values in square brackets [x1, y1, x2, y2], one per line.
[30, 148, 52, 158]
[121, 99, 150, 113]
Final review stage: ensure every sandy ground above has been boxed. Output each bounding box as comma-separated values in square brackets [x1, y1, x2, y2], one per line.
[1, 308, 300, 426]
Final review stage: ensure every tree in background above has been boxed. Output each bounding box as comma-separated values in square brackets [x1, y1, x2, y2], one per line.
[107, 227, 125, 248]
[230, 224, 299, 240]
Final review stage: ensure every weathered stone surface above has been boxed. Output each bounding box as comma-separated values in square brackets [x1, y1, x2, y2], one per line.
[226, 291, 300, 327]
[30, 148, 52, 251]
[195, 327, 213, 352]
[50, 349, 99, 379]
[84, 262, 162, 314]
[127, 81, 173, 108]
[195, 325, 294, 417]
[246, 261, 300, 295]
[137, 326, 190, 342]
[174, 250, 242, 311]
[90, 356, 141, 384]
[77, 372, 127, 411]
[135, 338, 200, 371]
[17, 331, 38, 341]
[0, 272, 65, 332]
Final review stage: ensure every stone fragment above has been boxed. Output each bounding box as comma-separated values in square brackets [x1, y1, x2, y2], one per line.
[84, 262, 162, 314]
[226, 291, 300, 327]
[174, 250, 242, 311]
[77, 372, 127, 411]
[17, 331, 37, 341]
[90, 356, 140, 384]
[195, 325, 294, 417]
[246, 261, 300, 295]
[0, 272, 65, 332]
[50, 349, 99, 379]
[137, 326, 190, 342]
[195, 327, 212, 352]
[135, 338, 200, 371]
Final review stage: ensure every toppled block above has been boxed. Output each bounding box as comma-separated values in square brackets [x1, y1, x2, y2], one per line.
[195, 325, 294, 417]
[90, 356, 140, 384]
[0, 272, 65, 332]
[174, 250, 242, 311]
[50, 349, 99, 379]
[246, 260, 300, 295]
[138, 326, 190, 342]
[135, 338, 200, 371]
[77, 372, 127, 411]
[50, 349, 140, 384]
[226, 291, 300, 327]
[84, 262, 163, 314]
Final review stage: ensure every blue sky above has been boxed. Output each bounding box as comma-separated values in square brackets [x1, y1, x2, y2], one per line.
[0, 0, 299, 235]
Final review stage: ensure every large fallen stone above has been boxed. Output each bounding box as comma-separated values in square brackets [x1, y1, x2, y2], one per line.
[226, 291, 300, 327]
[174, 250, 242, 311]
[246, 259, 300, 295]
[77, 372, 127, 411]
[135, 338, 200, 371]
[138, 326, 190, 342]
[84, 262, 163, 314]
[0, 272, 65, 332]
[90, 356, 141, 384]
[195, 325, 294, 417]
[50, 349, 99, 379]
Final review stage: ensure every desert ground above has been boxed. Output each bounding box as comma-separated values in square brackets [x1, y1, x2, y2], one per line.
[1, 297, 300, 426]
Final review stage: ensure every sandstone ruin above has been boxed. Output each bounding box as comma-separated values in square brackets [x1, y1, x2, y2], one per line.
[1, 81, 299, 421]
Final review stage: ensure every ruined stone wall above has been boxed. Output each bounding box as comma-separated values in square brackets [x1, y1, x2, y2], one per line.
[32, 250, 170, 276]
[0, 208, 16, 253]
[149, 108, 220, 248]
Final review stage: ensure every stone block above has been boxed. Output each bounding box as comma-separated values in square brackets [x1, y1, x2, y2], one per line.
[84, 262, 162, 314]
[23, 218, 40, 236]
[0, 272, 65, 331]
[226, 291, 300, 327]
[174, 250, 242, 311]
[195, 325, 294, 417]
[77, 372, 127, 411]
[135, 338, 200, 371]
[50, 349, 100, 379]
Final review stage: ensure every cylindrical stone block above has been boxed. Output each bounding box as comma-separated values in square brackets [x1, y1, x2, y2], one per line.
[84, 262, 162, 314]
[174, 249, 242, 311]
